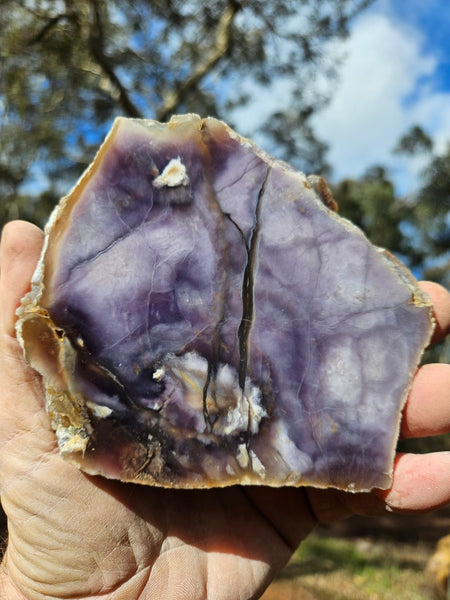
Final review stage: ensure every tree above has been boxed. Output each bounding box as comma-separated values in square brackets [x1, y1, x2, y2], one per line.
[0, 0, 375, 228]
[408, 146, 450, 289]
[335, 124, 449, 290]
[393, 124, 433, 156]
[392, 124, 449, 290]
[332, 165, 420, 264]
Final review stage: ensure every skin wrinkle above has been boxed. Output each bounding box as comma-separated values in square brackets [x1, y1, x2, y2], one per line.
[0, 425, 52, 462]
[7, 460, 160, 596]
[87, 534, 156, 599]
[1, 340, 45, 390]
[6, 470, 78, 527]
[9, 521, 83, 579]
[91, 550, 122, 596]
[0, 443, 58, 501]
[123, 567, 152, 600]
[106, 514, 164, 596]
[128, 517, 163, 573]
[8, 521, 144, 599]
[241, 488, 300, 556]
[124, 531, 141, 577]
[0, 560, 29, 600]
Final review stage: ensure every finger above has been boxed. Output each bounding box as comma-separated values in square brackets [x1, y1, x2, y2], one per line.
[305, 486, 387, 523]
[376, 452, 450, 513]
[0, 220, 44, 337]
[401, 363, 450, 438]
[419, 281, 450, 345]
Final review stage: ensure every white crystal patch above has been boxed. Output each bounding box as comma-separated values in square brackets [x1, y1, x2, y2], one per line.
[161, 351, 267, 437]
[86, 401, 113, 418]
[153, 157, 189, 188]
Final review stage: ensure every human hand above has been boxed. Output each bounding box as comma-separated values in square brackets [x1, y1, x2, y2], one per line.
[0, 220, 449, 600]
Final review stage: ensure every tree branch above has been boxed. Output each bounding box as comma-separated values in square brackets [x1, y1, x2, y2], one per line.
[156, 0, 242, 122]
[87, 0, 143, 118]
[26, 14, 66, 46]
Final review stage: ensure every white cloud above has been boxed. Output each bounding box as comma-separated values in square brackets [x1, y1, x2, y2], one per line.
[312, 9, 450, 194]
[231, 4, 450, 195]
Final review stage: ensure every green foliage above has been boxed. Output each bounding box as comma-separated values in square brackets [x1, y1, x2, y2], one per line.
[0, 0, 374, 229]
[393, 125, 433, 156]
[332, 166, 420, 264]
[284, 531, 432, 600]
[409, 146, 450, 288]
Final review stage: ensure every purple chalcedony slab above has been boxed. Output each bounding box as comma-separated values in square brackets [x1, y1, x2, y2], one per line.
[17, 115, 434, 491]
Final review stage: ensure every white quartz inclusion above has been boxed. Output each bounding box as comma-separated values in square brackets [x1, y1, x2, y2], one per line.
[236, 444, 249, 468]
[86, 401, 113, 418]
[162, 351, 267, 437]
[153, 157, 190, 188]
[249, 450, 266, 478]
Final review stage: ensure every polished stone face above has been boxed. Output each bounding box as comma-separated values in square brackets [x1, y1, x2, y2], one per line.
[17, 115, 434, 491]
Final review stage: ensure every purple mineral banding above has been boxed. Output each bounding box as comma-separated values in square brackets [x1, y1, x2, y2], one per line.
[16, 114, 434, 492]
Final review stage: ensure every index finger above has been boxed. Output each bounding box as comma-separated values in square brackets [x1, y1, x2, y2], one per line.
[399, 282, 450, 440]
[419, 280, 450, 345]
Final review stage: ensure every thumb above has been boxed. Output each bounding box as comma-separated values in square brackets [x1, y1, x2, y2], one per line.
[0, 221, 52, 457]
[0, 220, 44, 338]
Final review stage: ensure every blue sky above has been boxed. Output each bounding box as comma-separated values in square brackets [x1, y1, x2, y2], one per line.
[383, 0, 450, 93]
[311, 0, 450, 195]
[232, 0, 450, 196]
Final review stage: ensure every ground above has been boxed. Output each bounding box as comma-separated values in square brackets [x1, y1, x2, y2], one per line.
[262, 507, 450, 599]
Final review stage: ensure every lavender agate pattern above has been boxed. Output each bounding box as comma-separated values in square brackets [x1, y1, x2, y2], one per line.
[17, 115, 434, 491]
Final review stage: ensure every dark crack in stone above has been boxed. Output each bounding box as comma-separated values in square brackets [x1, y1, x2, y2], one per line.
[16, 115, 434, 492]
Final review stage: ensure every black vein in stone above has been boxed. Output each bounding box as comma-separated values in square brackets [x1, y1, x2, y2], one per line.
[202, 358, 219, 432]
[198, 122, 234, 432]
[237, 167, 270, 393]
[202, 360, 213, 430]
[63, 223, 141, 284]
